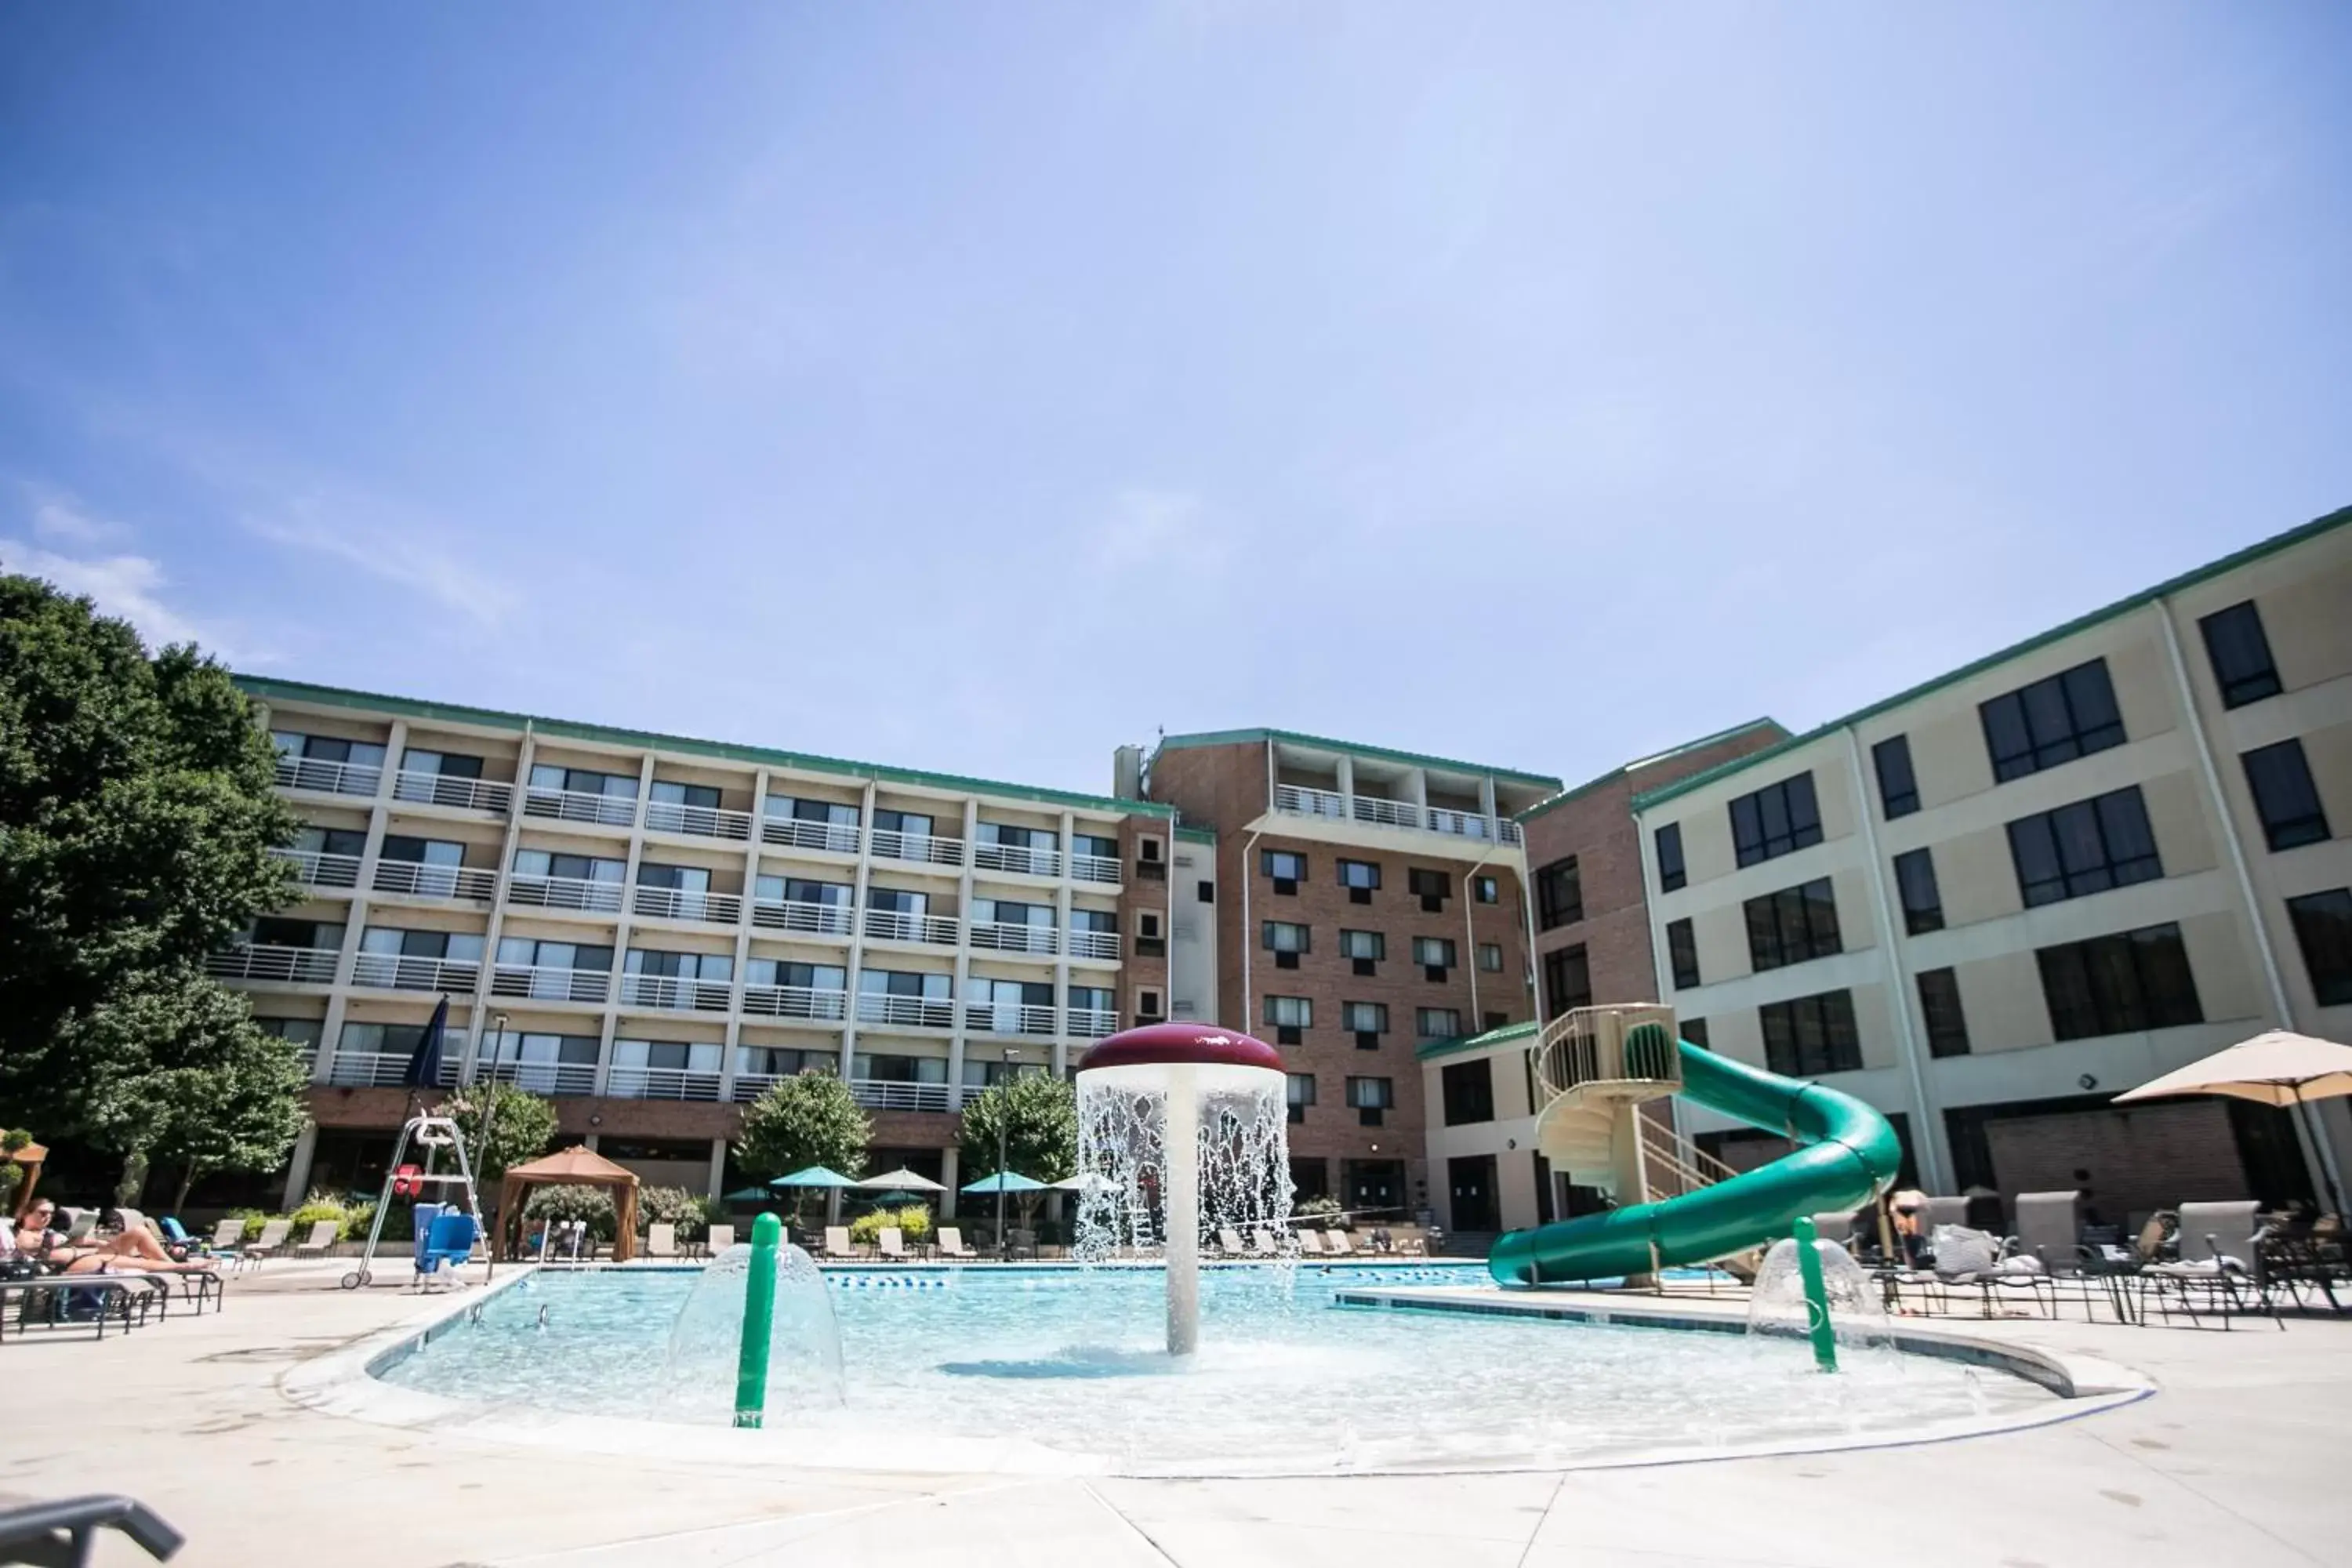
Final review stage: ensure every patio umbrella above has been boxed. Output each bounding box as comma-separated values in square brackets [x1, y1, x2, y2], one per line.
[721, 1187, 771, 1204]
[2114, 1029, 2352, 1211]
[960, 1171, 1047, 1194]
[769, 1166, 860, 1190]
[1049, 1171, 1116, 1192]
[858, 1167, 949, 1193]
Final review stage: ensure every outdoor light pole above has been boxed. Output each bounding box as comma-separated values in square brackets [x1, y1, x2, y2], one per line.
[997, 1047, 1019, 1258]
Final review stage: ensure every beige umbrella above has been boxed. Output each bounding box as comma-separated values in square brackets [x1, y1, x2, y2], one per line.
[2114, 1029, 2352, 1211]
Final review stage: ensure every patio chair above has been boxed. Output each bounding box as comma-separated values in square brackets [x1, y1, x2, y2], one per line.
[1918, 1196, 1969, 1232]
[706, 1224, 735, 1254]
[878, 1226, 909, 1263]
[1006, 1228, 1036, 1260]
[1243, 1229, 1277, 1256]
[646, 1222, 679, 1261]
[822, 1225, 853, 1260]
[1294, 1229, 1327, 1257]
[241, 1219, 292, 1268]
[204, 1218, 245, 1258]
[2146, 1200, 2278, 1329]
[1217, 1226, 1248, 1258]
[292, 1220, 340, 1261]
[1323, 1229, 1357, 1258]
[935, 1226, 978, 1260]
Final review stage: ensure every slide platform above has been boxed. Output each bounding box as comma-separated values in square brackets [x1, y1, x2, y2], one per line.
[1488, 1040, 1903, 1287]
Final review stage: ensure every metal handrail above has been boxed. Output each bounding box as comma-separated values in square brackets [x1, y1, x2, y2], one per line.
[522, 784, 637, 827]
[393, 769, 513, 813]
[755, 898, 855, 936]
[870, 828, 966, 866]
[505, 873, 624, 913]
[632, 885, 744, 924]
[759, 815, 862, 855]
[372, 860, 499, 901]
[742, 984, 848, 1020]
[973, 841, 1061, 877]
[0, 1494, 184, 1563]
[1069, 853, 1122, 884]
[272, 848, 362, 888]
[274, 755, 379, 797]
[644, 798, 753, 840]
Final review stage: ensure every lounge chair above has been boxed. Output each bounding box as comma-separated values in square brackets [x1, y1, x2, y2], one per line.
[878, 1226, 909, 1262]
[241, 1218, 292, 1268]
[1323, 1229, 1357, 1258]
[1247, 1229, 1279, 1256]
[1918, 1196, 1969, 1232]
[706, 1224, 735, 1254]
[1294, 1229, 1327, 1257]
[646, 1221, 678, 1261]
[2146, 1200, 2278, 1329]
[822, 1225, 853, 1260]
[292, 1220, 340, 1260]
[204, 1218, 245, 1258]
[1217, 1226, 1248, 1258]
[936, 1226, 977, 1260]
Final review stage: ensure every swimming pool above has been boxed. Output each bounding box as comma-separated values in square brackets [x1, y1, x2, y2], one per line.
[372, 1261, 2063, 1475]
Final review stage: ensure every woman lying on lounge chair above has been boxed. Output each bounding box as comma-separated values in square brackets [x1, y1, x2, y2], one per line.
[13, 1201, 218, 1275]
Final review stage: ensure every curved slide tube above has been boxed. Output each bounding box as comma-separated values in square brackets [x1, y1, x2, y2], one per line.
[1489, 1040, 1904, 1287]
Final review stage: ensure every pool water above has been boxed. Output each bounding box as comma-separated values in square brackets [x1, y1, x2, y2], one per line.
[377, 1263, 2056, 1475]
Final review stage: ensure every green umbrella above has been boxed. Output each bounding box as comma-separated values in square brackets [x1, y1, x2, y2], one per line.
[721, 1186, 771, 1203]
[960, 1171, 1047, 1194]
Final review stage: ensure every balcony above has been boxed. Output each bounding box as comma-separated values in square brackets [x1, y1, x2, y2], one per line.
[632, 885, 744, 925]
[372, 861, 499, 902]
[208, 945, 340, 985]
[966, 1002, 1058, 1036]
[1069, 853, 1121, 885]
[848, 1077, 955, 1114]
[619, 974, 733, 1013]
[1426, 806, 1522, 846]
[760, 816, 861, 856]
[752, 898, 854, 937]
[1068, 1007, 1118, 1038]
[1067, 929, 1121, 961]
[730, 1071, 779, 1103]
[1275, 783, 1350, 822]
[605, 1065, 723, 1102]
[1270, 784, 1524, 846]
[474, 1058, 598, 1097]
[505, 873, 624, 915]
[973, 841, 1061, 878]
[968, 922, 1058, 956]
[644, 799, 753, 841]
[870, 827, 965, 868]
[856, 993, 956, 1030]
[741, 984, 848, 1021]
[276, 755, 381, 797]
[393, 770, 513, 815]
[491, 964, 612, 1004]
[273, 848, 361, 890]
[326, 1051, 414, 1088]
[351, 953, 481, 993]
[523, 784, 636, 828]
[860, 907, 959, 946]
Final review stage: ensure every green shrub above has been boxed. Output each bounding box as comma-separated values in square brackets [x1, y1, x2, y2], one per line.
[637, 1185, 714, 1241]
[848, 1210, 887, 1246]
[895, 1204, 933, 1243]
[288, 1195, 357, 1243]
[228, 1208, 270, 1243]
[1297, 1195, 1343, 1225]
[524, 1184, 616, 1241]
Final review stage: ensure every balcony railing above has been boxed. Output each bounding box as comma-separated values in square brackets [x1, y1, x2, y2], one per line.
[605, 1065, 723, 1102]
[523, 785, 637, 828]
[393, 770, 513, 814]
[968, 922, 1058, 956]
[644, 799, 753, 841]
[730, 1071, 779, 1103]
[760, 816, 861, 855]
[474, 1059, 598, 1097]
[372, 860, 499, 901]
[1066, 929, 1121, 961]
[1427, 806, 1523, 845]
[327, 1051, 415, 1087]
[856, 993, 956, 1030]
[966, 1002, 1058, 1036]
[208, 945, 341, 985]
[632, 885, 743, 925]
[871, 828, 966, 868]
[860, 907, 959, 946]
[619, 973, 733, 1012]
[752, 898, 854, 937]
[1069, 853, 1122, 885]
[1270, 783, 1525, 845]
[848, 1077, 954, 1113]
[276, 755, 381, 797]
[505, 873, 624, 914]
[741, 984, 848, 1021]
[351, 953, 481, 993]
[973, 841, 1061, 878]
[491, 964, 612, 1004]
[273, 848, 361, 889]
[1275, 783, 1350, 821]
[1068, 1007, 1119, 1037]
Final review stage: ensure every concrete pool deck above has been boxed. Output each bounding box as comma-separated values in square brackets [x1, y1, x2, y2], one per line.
[9, 1261, 2351, 1567]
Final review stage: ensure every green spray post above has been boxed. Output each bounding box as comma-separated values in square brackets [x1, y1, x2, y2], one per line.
[1791, 1215, 1837, 1374]
[734, 1212, 782, 1428]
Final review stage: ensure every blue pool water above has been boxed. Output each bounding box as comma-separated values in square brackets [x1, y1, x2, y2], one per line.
[378, 1262, 2054, 1474]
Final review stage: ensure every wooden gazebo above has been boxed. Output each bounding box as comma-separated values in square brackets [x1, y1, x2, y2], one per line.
[497, 1145, 642, 1261]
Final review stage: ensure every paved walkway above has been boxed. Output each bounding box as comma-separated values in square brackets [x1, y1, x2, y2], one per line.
[9, 1263, 2350, 1567]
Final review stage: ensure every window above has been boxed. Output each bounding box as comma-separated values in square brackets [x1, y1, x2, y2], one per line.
[637, 862, 710, 892]
[1197, 880, 1215, 903]
[1542, 944, 1592, 1016]
[746, 958, 846, 991]
[1261, 920, 1311, 959]
[978, 821, 1057, 850]
[1286, 1073, 1316, 1123]
[2006, 786, 2164, 906]
[1342, 1001, 1388, 1044]
[1477, 942, 1504, 973]
[294, 826, 367, 858]
[1071, 909, 1119, 935]
[2242, 740, 2331, 851]
[1409, 867, 1450, 912]
[1263, 996, 1312, 1044]
[1893, 850, 1944, 935]
[1655, 823, 1686, 892]
[361, 927, 485, 960]
[1338, 928, 1385, 969]
[765, 874, 853, 906]
[1680, 1017, 1708, 1048]
[2286, 889, 2352, 1007]
[1472, 875, 1500, 904]
[1442, 1060, 1495, 1126]
[1916, 967, 1970, 1057]
[1744, 878, 1843, 971]
[2199, 601, 2281, 708]
[401, 747, 484, 779]
[1135, 989, 1163, 1022]
[1980, 659, 2125, 782]
[530, 763, 634, 797]
[1667, 918, 1700, 989]
[2036, 923, 2203, 1040]
[1262, 850, 1306, 891]
[650, 779, 723, 809]
[1346, 1075, 1395, 1127]
[1535, 858, 1583, 929]
[1758, 990, 1862, 1076]
[1730, 774, 1823, 867]
[497, 937, 611, 971]
[873, 808, 932, 838]
[625, 948, 733, 981]
[254, 1016, 323, 1051]
[1413, 937, 1456, 973]
[765, 794, 860, 826]
[1872, 735, 1920, 818]
[1416, 1007, 1461, 1038]
[1337, 857, 1381, 887]
[515, 848, 625, 883]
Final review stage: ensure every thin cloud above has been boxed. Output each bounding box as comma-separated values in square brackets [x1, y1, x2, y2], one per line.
[0, 537, 248, 657]
[24, 484, 132, 546]
[243, 503, 517, 626]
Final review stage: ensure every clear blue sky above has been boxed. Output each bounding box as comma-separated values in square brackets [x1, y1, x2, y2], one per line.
[3, 5, 2346, 797]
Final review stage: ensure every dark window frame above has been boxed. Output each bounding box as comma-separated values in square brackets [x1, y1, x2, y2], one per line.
[1542, 944, 1592, 1018]
[1441, 1059, 1497, 1126]
[2005, 786, 2165, 907]
[1534, 857, 1584, 931]
[1730, 773, 1824, 868]
[1917, 967, 1970, 1057]
[1743, 877, 1844, 971]
[1758, 989, 1862, 1076]
[1655, 822, 1686, 892]
[2242, 739, 2331, 852]
[1980, 658, 2125, 783]
[2286, 888, 2352, 1007]
[1893, 848, 1944, 935]
[2035, 922, 2204, 1040]
[1666, 917, 1700, 990]
[2198, 600, 2282, 708]
[1872, 735, 1921, 818]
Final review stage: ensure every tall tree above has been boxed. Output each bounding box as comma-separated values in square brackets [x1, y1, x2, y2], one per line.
[735, 1073, 869, 1182]
[432, 1081, 557, 1185]
[0, 572, 300, 1171]
[958, 1072, 1077, 1184]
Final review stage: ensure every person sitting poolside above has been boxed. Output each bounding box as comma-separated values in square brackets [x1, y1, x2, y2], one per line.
[1889, 1189, 1933, 1268]
[13, 1200, 217, 1276]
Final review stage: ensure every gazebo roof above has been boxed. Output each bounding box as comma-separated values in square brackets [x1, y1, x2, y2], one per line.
[505, 1145, 640, 1185]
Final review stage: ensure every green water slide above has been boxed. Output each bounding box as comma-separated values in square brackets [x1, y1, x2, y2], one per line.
[1488, 1040, 1903, 1287]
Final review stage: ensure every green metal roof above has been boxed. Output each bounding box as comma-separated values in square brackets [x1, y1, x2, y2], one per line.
[1414, 1018, 1537, 1063]
[236, 674, 1174, 818]
[1153, 727, 1562, 788]
[1515, 717, 1788, 825]
[1632, 502, 2352, 814]
[1174, 824, 1218, 844]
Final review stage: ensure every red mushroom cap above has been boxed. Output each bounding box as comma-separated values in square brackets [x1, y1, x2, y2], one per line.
[1075, 1022, 1285, 1075]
